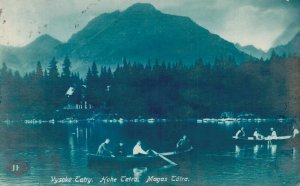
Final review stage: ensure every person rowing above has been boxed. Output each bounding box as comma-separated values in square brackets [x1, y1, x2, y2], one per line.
[271, 128, 277, 138]
[292, 126, 299, 138]
[176, 135, 191, 152]
[234, 127, 245, 139]
[96, 138, 114, 157]
[133, 141, 149, 156]
[266, 127, 277, 140]
[253, 128, 264, 140]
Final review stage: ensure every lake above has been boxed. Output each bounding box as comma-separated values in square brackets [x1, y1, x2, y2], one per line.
[0, 121, 299, 185]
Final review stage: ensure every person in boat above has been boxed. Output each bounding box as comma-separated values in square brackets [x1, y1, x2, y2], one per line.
[133, 141, 149, 156]
[253, 128, 264, 140]
[268, 128, 277, 139]
[96, 138, 114, 157]
[292, 126, 299, 138]
[234, 127, 246, 139]
[176, 135, 191, 152]
[114, 142, 125, 156]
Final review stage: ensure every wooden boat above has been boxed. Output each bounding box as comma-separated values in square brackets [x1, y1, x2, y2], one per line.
[232, 135, 292, 145]
[87, 147, 193, 168]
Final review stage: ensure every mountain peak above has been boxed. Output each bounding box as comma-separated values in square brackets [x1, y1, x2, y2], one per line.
[39, 34, 53, 39]
[26, 34, 61, 49]
[125, 3, 158, 13]
[0, 3, 251, 73]
[31, 34, 60, 43]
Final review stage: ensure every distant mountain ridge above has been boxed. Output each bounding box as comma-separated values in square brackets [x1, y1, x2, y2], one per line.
[1, 3, 254, 73]
[235, 31, 300, 59]
[269, 31, 300, 57]
[0, 34, 62, 71]
[235, 44, 268, 59]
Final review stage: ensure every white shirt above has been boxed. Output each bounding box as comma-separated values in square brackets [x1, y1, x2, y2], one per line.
[271, 131, 277, 137]
[133, 144, 147, 155]
[293, 129, 299, 137]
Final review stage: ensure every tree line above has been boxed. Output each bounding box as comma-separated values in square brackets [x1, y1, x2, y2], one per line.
[0, 53, 299, 120]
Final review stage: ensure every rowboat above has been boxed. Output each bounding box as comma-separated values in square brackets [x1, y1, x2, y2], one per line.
[232, 135, 292, 145]
[87, 147, 193, 168]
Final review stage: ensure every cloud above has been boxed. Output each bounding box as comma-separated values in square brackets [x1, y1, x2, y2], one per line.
[0, 0, 299, 50]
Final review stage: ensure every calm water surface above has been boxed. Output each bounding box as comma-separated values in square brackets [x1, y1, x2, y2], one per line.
[0, 121, 299, 186]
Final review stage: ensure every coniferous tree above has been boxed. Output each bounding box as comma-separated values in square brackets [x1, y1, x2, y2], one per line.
[91, 61, 98, 78]
[48, 58, 59, 80]
[62, 56, 71, 78]
[85, 68, 94, 106]
[1, 55, 299, 119]
[43, 69, 48, 78]
[36, 61, 43, 79]
[1, 63, 8, 76]
[61, 56, 72, 105]
[45, 58, 61, 111]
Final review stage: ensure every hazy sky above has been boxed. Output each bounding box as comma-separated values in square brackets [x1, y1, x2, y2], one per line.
[0, 0, 299, 51]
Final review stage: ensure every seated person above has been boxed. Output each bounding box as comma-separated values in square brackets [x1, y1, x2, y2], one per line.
[176, 135, 191, 152]
[253, 128, 264, 140]
[292, 126, 299, 138]
[268, 128, 277, 139]
[234, 127, 245, 139]
[114, 142, 126, 156]
[133, 141, 149, 156]
[96, 138, 114, 157]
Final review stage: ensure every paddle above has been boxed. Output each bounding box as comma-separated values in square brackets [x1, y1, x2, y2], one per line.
[151, 150, 178, 166]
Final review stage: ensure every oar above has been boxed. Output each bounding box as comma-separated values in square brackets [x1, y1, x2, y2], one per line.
[151, 150, 177, 166]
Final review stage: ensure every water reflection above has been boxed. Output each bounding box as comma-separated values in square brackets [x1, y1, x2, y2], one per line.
[267, 144, 277, 156]
[235, 145, 241, 158]
[271, 145, 277, 156]
[253, 144, 266, 156]
[76, 126, 79, 140]
[0, 121, 299, 186]
[85, 128, 88, 151]
[234, 144, 281, 158]
[133, 167, 148, 180]
[68, 133, 75, 160]
[293, 147, 296, 160]
[253, 144, 259, 155]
